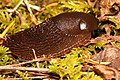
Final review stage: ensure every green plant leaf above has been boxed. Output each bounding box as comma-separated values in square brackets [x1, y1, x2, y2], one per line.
[0, 46, 9, 58]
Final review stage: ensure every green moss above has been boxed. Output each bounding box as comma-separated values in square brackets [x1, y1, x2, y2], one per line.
[49, 48, 103, 80]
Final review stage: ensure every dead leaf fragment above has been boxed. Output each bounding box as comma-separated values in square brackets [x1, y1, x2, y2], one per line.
[90, 34, 120, 43]
[92, 44, 120, 70]
[93, 64, 120, 80]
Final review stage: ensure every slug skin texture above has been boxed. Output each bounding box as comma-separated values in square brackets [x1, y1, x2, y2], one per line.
[3, 12, 98, 60]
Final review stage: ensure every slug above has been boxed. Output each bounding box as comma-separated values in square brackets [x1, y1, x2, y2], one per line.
[3, 12, 98, 60]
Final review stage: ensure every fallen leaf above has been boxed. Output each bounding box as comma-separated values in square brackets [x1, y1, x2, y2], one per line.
[92, 44, 120, 70]
[93, 64, 120, 80]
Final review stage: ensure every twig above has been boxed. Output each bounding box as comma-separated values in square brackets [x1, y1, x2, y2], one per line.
[24, 0, 32, 15]
[0, 66, 49, 72]
[32, 49, 40, 68]
[29, 4, 41, 11]
[7, 1, 58, 25]
[86, 58, 111, 65]
[6, 58, 49, 67]
[15, 11, 26, 25]
[7, 0, 39, 25]
[24, 0, 38, 25]
[3, 76, 50, 80]
[7, 0, 24, 12]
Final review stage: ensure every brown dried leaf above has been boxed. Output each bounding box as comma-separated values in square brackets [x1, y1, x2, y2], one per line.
[90, 34, 120, 44]
[92, 44, 120, 70]
[93, 0, 120, 22]
[93, 64, 120, 80]
[100, 0, 120, 16]
[113, 12, 120, 23]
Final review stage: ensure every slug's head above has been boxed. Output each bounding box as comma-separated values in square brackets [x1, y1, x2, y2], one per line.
[52, 12, 99, 35]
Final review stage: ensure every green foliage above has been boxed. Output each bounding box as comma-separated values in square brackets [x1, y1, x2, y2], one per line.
[109, 18, 120, 29]
[49, 48, 103, 80]
[60, 0, 94, 13]
[16, 70, 30, 80]
[111, 42, 120, 48]
[0, 55, 9, 66]
[81, 72, 103, 80]
[0, 10, 29, 34]
[0, 75, 5, 80]
[37, 0, 97, 21]
[94, 40, 107, 49]
[0, 11, 13, 23]
[0, 46, 9, 66]
[109, 18, 120, 35]
[49, 49, 84, 80]
[31, 60, 49, 68]
[82, 41, 107, 55]
[49, 41, 107, 80]
[0, 11, 14, 33]
[0, 46, 9, 58]
[98, 17, 120, 35]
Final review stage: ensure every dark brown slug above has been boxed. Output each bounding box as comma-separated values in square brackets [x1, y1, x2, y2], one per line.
[3, 12, 98, 60]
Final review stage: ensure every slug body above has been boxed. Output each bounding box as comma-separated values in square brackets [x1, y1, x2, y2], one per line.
[3, 12, 98, 60]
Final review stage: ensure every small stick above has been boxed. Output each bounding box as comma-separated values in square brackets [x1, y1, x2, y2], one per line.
[7, 0, 24, 12]
[32, 49, 40, 68]
[6, 58, 49, 67]
[0, 66, 49, 72]
[29, 4, 41, 11]
[3, 76, 50, 80]
[24, 0, 38, 25]
[86, 58, 111, 65]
